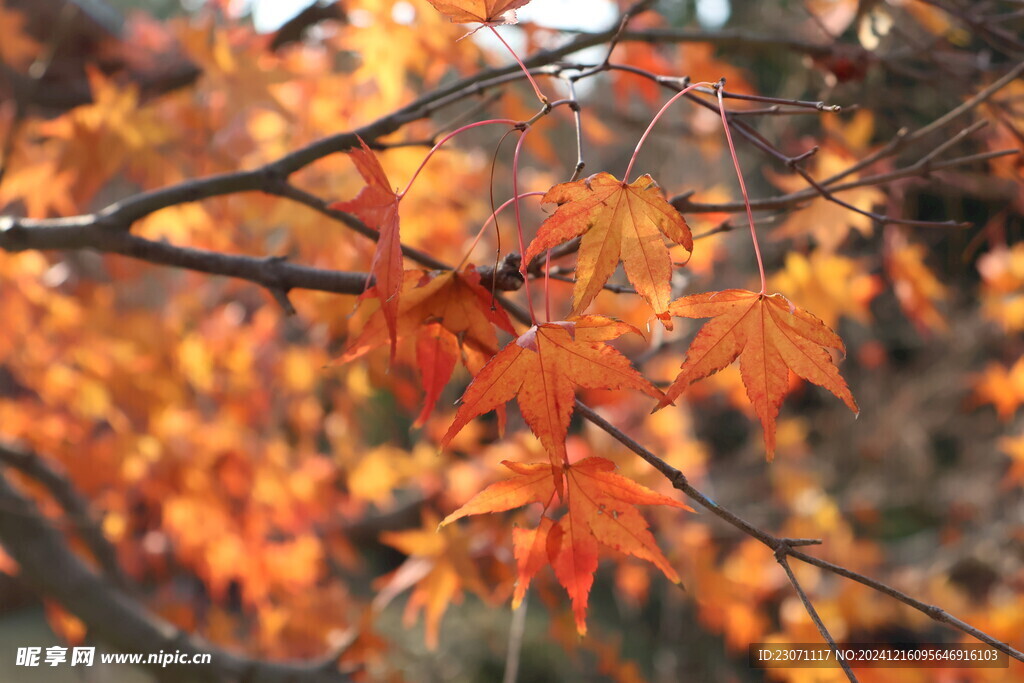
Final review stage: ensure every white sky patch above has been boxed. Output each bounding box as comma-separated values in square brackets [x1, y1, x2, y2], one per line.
[696, 0, 731, 29]
[516, 0, 617, 32]
[244, 0, 732, 35]
[248, 0, 311, 33]
[247, 0, 619, 34]
[471, 0, 617, 97]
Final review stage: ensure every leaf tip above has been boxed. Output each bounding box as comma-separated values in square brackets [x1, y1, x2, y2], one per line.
[651, 396, 673, 413]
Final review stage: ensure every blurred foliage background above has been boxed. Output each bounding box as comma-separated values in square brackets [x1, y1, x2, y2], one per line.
[0, 0, 1022, 681]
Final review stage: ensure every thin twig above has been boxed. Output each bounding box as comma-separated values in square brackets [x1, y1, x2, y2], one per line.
[571, 401, 1024, 663]
[502, 593, 529, 683]
[0, 442, 129, 589]
[0, 470, 354, 682]
[775, 550, 858, 682]
[0, 2, 79, 188]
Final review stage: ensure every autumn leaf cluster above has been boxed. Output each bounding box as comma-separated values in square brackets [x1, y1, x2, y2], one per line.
[0, 0, 1022, 679]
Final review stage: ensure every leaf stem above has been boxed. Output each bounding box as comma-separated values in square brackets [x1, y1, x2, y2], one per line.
[398, 119, 518, 199]
[455, 191, 546, 271]
[512, 127, 538, 325]
[544, 249, 552, 323]
[623, 80, 717, 182]
[716, 86, 766, 294]
[487, 26, 549, 105]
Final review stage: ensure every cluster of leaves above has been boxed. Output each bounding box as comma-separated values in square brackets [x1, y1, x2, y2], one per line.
[327, 0, 863, 636]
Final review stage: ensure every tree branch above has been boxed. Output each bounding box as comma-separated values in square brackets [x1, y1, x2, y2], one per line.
[0, 220, 523, 302]
[571, 401, 1024, 664]
[0, 442, 128, 590]
[775, 551, 857, 682]
[0, 469, 354, 683]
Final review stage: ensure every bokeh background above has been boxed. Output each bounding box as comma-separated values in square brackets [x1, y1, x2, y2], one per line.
[0, 0, 1022, 681]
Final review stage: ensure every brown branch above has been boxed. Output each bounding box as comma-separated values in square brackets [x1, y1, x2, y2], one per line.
[0, 469, 354, 682]
[0, 221, 523, 303]
[0, 442, 128, 589]
[671, 149, 1018, 214]
[571, 401, 1024, 664]
[601, 57, 1022, 228]
[268, 1, 346, 52]
[0, 25, 638, 234]
[775, 551, 858, 682]
[681, 86, 967, 229]
[267, 182, 450, 271]
[0, 1, 78, 188]
[908, 60, 1024, 142]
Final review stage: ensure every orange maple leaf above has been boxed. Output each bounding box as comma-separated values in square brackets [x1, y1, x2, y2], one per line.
[376, 513, 489, 649]
[441, 457, 692, 634]
[525, 173, 692, 325]
[768, 143, 885, 253]
[0, 5, 41, 69]
[1000, 434, 1024, 489]
[972, 358, 1024, 421]
[441, 316, 663, 467]
[425, 0, 532, 24]
[341, 267, 515, 425]
[885, 240, 948, 334]
[768, 251, 883, 329]
[330, 138, 403, 357]
[658, 290, 858, 459]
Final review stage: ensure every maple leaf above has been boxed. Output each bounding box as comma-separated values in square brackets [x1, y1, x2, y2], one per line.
[425, 0, 532, 24]
[441, 316, 663, 467]
[377, 513, 489, 649]
[1000, 434, 1024, 489]
[972, 358, 1024, 421]
[885, 240, 948, 334]
[525, 173, 692, 324]
[330, 138, 403, 357]
[768, 144, 885, 253]
[769, 251, 882, 328]
[979, 242, 1024, 332]
[658, 290, 858, 459]
[0, 5, 41, 69]
[340, 267, 515, 424]
[440, 461, 558, 526]
[440, 456, 692, 634]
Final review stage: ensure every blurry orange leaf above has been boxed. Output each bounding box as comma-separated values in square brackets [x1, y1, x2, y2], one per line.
[658, 290, 858, 459]
[768, 145, 885, 252]
[444, 456, 690, 634]
[0, 5, 41, 69]
[44, 602, 86, 647]
[441, 316, 663, 467]
[979, 242, 1024, 332]
[885, 239, 947, 334]
[340, 267, 515, 423]
[525, 173, 692, 324]
[613, 41, 671, 107]
[1000, 434, 1024, 489]
[425, 0, 532, 24]
[377, 514, 488, 649]
[769, 251, 882, 328]
[330, 138, 403, 357]
[972, 358, 1024, 421]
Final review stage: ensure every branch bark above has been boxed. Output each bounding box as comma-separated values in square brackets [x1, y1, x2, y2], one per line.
[0, 469, 354, 683]
[572, 401, 1024, 664]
